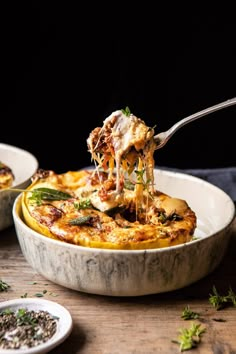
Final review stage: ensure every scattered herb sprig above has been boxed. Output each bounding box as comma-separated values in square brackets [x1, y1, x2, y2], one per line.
[134, 169, 153, 198]
[0, 279, 10, 292]
[209, 285, 236, 310]
[173, 322, 206, 352]
[181, 306, 199, 320]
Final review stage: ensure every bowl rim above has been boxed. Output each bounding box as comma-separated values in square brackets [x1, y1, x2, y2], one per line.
[12, 168, 236, 254]
[0, 142, 38, 189]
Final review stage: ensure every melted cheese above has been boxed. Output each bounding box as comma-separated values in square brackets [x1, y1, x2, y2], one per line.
[87, 110, 156, 213]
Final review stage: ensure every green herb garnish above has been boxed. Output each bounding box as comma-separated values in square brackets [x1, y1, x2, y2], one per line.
[226, 287, 236, 306]
[209, 286, 229, 310]
[172, 322, 206, 352]
[0, 279, 10, 292]
[0, 308, 14, 315]
[16, 308, 37, 326]
[121, 106, 131, 116]
[74, 199, 92, 209]
[158, 211, 183, 224]
[21, 293, 28, 298]
[181, 306, 199, 320]
[68, 215, 93, 225]
[209, 285, 236, 310]
[134, 169, 153, 198]
[124, 179, 135, 190]
[29, 187, 72, 205]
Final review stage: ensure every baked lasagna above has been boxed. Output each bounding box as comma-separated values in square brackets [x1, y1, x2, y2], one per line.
[22, 108, 197, 249]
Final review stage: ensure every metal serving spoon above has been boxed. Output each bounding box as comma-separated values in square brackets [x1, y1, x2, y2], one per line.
[154, 97, 236, 150]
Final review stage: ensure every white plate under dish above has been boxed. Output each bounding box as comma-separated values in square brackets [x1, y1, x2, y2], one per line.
[0, 298, 73, 354]
[13, 168, 236, 296]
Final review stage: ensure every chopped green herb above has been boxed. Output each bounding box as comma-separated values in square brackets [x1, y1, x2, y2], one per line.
[158, 211, 183, 224]
[209, 286, 227, 310]
[16, 308, 37, 326]
[226, 287, 236, 306]
[121, 106, 131, 116]
[209, 286, 229, 310]
[209, 285, 236, 310]
[135, 169, 153, 198]
[181, 306, 199, 320]
[0, 279, 10, 292]
[49, 292, 58, 297]
[21, 293, 28, 298]
[74, 199, 92, 209]
[124, 179, 135, 190]
[0, 308, 14, 315]
[34, 293, 44, 297]
[172, 322, 206, 352]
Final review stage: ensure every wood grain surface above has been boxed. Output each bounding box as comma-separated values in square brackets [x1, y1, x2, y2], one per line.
[1, 218, 236, 354]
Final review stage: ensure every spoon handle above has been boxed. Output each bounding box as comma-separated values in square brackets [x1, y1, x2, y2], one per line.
[154, 97, 236, 149]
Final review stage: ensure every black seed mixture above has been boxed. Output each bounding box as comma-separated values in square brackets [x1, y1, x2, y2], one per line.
[0, 308, 58, 349]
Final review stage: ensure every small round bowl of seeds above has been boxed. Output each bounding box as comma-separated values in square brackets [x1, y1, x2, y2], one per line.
[0, 298, 73, 353]
[0, 143, 38, 231]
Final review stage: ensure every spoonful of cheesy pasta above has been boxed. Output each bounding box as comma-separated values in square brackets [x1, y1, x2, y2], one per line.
[87, 98, 236, 212]
[87, 107, 156, 195]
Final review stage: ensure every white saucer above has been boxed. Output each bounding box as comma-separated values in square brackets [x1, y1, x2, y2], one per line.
[0, 298, 73, 354]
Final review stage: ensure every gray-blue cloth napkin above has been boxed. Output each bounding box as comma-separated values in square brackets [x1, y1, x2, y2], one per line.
[159, 166, 236, 202]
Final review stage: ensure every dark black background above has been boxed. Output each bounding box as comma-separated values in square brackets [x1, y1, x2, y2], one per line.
[1, 4, 236, 172]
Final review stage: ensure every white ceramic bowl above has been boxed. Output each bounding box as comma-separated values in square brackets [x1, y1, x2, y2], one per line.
[0, 143, 38, 231]
[12, 169, 235, 297]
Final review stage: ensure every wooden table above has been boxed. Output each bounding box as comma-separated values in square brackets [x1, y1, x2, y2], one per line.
[1, 218, 236, 354]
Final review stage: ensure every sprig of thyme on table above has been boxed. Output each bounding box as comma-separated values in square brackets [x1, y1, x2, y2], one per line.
[209, 285, 236, 310]
[172, 322, 206, 352]
[173, 287, 236, 351]
[0, 279, 10, 291]
[181, 306, 199, 320]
